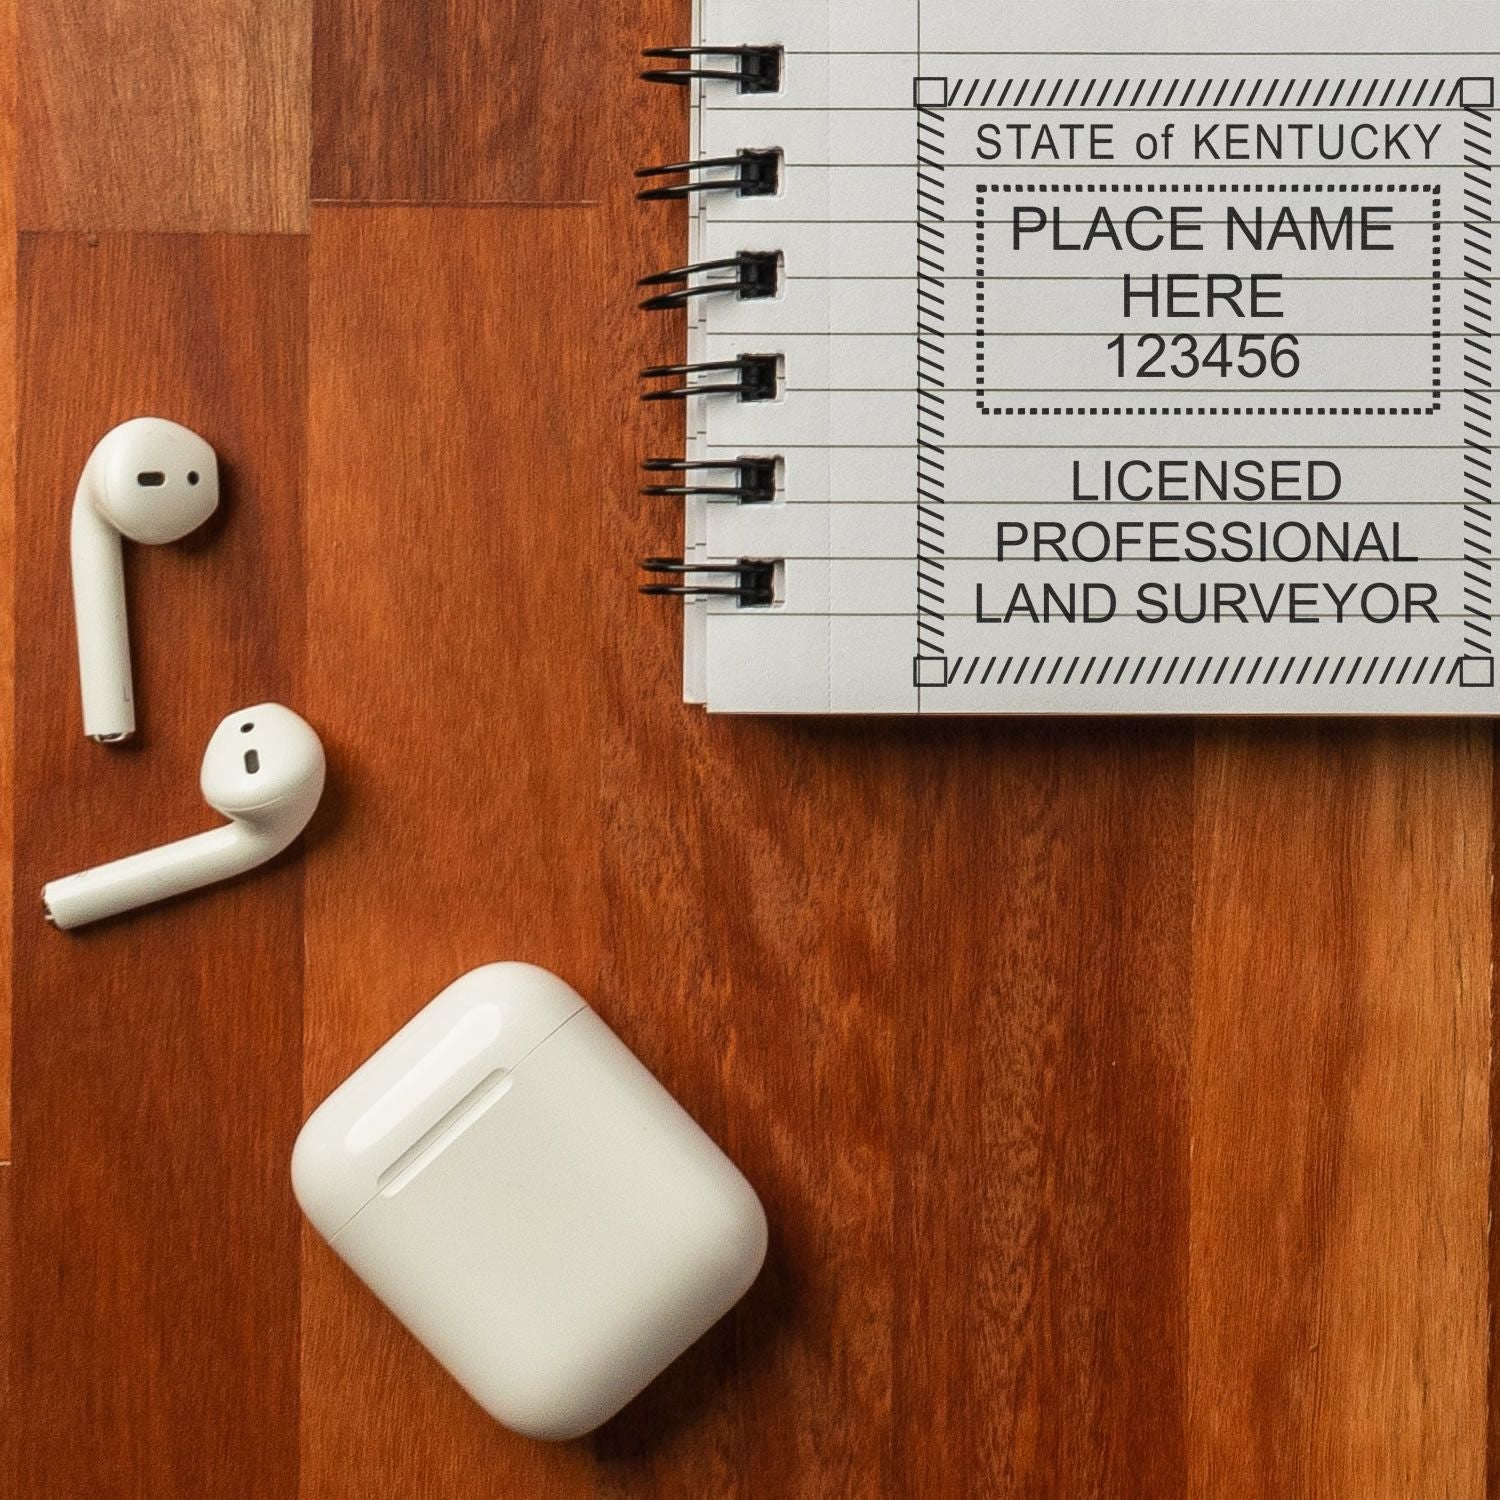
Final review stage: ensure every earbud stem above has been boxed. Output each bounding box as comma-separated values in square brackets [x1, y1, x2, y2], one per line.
[71, 482, 135, 742]
[42, 823, 284, 930]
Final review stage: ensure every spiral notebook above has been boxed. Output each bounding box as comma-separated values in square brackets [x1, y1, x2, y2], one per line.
[636, 1, 1500, 715]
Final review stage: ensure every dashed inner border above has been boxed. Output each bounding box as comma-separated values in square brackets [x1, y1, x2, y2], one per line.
[974, 182, 1444, 418]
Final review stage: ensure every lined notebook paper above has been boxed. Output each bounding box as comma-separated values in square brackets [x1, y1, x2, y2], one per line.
[641, 2, 1500, 714]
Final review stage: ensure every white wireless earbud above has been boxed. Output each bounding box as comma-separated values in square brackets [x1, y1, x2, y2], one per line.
[43, 703, 325, 930]
[72, 417, 220, 743]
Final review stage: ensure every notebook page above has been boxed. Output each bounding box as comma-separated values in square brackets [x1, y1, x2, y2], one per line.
[684, 1, 1500, 714]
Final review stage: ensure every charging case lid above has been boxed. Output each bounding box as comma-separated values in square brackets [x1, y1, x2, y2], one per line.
[292, 963, 586, 1237]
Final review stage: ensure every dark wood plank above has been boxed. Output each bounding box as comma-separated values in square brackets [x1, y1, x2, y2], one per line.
[11, 232, 307, 1497]
[310, 0, 680, 204]
[1191, 726, 1489, 1498]
[889, 725, 1191, 1496]
[19, 0, 309, 232]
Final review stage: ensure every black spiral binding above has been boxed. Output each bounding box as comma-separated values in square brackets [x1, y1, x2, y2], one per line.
[638, 253, 780, 310]
[642, 458, 777, 502]
[640, 356, 779, 403]
[639, 558, 777, 604]
[635, 150, 781, 202]
[636, 45, 785, 608]
[640, 46, 782, 92]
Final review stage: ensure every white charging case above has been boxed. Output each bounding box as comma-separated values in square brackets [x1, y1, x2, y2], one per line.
[292, 963, 768, 1440]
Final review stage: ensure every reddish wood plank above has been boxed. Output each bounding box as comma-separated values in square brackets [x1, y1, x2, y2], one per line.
[19, 0, 310, 232]
[1191, 726, 1490, 1499]
[1493, 747, 1500, 1499]
[0, 0, 16, 1160]
[310, 0, 679, 204]
[11, 232, 307, 1497]
[587, 715, 907, 1498]
[303, 203, 612, 1498]
[0, 1165, 12, 1500]
[886, 725, 1192, 1496]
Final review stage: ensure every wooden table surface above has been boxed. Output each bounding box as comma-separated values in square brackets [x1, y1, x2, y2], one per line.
[1, 2, 1495, 1496]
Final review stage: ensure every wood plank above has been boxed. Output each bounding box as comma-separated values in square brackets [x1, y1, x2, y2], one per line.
[1493, 772, 1500, 1499]
[19, 0, 310, 232]
[0, 1165, 11, 1500]
[10, 232, 307, 1497]
[0, 0, 16, 1161]
[1190, 726, 1490, 1499]
[303, 203, 611, 1497]
[586, 715, 908, 1496]
[887, 725, 1192, 1496]
[310, 0, 680, 204]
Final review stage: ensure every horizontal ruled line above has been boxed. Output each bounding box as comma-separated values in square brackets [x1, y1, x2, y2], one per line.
[693, 498, 1492, 507]
[770, 555, 1492, 563]
[706, 106, 1482, 114]
[788, 277, 1497, 285]
[760, 162, 1491, 169]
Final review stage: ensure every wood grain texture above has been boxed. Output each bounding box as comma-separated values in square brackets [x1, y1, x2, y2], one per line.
[1191, 726, 1491, 1499]
[3, 1, 1499, 1495]
[302, 203, 613, 1499]
[19, 0, 310, 232]
[310, 0, 674, 204]
[0, 1165, 11, 1500]
[10, 232, 307, 1497]
[302, 194, 1200, 1495]
[0, 0, 15, 1161]
[1493, 767, 1500, 1500]
[889, 726, 1192, 1497]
